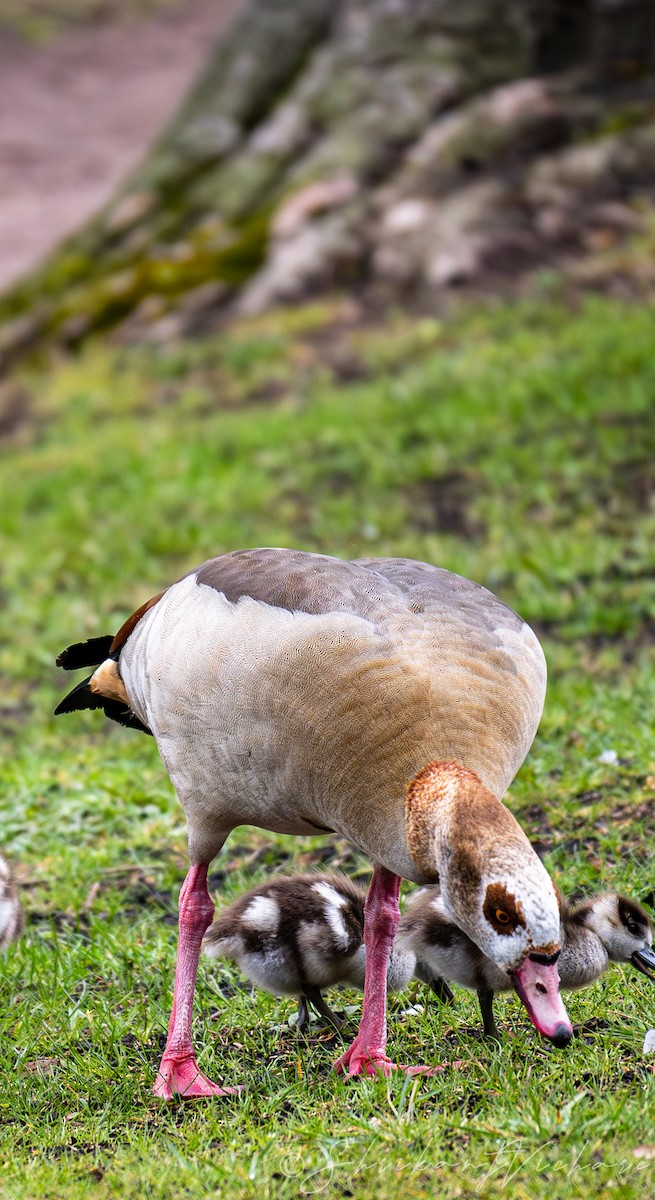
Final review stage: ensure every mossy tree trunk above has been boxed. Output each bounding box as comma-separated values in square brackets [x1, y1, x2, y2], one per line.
[1, 0, 655, 368]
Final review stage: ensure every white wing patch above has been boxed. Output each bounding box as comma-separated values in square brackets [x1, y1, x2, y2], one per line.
[312, 880, 347, 909]
[313, 880, 350, 949]
[242, 894, 280, 932]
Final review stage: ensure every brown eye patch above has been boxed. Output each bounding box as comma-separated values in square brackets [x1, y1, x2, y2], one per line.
[483, 882, 526, 936]
[618, 896, 649, 936]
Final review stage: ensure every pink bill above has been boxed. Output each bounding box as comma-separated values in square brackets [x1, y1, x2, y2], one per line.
[511, 957, 572, 1047]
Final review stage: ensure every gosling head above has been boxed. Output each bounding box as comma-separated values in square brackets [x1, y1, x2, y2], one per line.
[406, 761, 573, 1047]
[574, 893, 655, 982]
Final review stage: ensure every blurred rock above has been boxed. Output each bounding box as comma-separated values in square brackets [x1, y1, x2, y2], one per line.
[105, 192, 156, 236]
[0, 313, 44, 371]
[249, 102, 310, 158]
[526, 138, 621, 207]
[59, 314, 92, 344]
[534, 206, 574, 241]
[238, 214, 363, 313]
[130, 295, 168, 324]
[139, 314, 187, 344]
[588, 201, 646, 231]
[385, 78, 570, 204]
[375, 179, 503, 288]
[272, 176, 358, 239]
[177, 281, 230, 315]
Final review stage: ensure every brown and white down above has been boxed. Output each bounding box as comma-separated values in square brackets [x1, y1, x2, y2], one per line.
[204, 873, 416, 1030]
[398, 888, 655, 1040]
[55, 547, 573, 1097]
[0, 853, 23, 949]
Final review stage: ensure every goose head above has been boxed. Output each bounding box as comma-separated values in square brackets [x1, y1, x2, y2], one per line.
[575, 894, 655, 981]
[405, 761, 572, 1047]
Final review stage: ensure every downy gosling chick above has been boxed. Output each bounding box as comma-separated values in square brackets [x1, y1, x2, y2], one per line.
[398, 888, 655, 1040]
[0, 853, 23, 949]
[203, 873, 416, 1030]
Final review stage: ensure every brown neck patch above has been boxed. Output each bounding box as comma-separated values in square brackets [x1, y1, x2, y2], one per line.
[405, 760, 498, 880]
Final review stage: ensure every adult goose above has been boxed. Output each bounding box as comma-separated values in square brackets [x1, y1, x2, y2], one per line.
[55, 548, 572, 1096]
[399, 887, 655, 1040]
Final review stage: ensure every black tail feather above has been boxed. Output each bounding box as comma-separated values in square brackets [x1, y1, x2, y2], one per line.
[54, 675, 105, 715]
[102, 701, 152, 736]
[56, 636, 114, 671]
[54, 677, 152, 736]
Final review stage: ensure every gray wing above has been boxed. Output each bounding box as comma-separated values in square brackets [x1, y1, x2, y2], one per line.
[194, 547, 409, 621]
[353, 557, 525, 634]
[111, 549, 417, 690]
[195, 548, 525, 635]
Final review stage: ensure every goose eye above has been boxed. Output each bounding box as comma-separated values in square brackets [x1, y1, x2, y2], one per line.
[627, 921, 641, 936]
[483, 883, 525, 935]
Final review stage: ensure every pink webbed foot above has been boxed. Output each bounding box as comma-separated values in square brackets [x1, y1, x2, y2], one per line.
[334, 1038, 439, 1079]
[153, 1052, 242, 1100]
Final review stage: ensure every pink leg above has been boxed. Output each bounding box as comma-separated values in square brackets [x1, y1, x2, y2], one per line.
[334, 867, 433, 1078]
[153, 863, 241, 1099]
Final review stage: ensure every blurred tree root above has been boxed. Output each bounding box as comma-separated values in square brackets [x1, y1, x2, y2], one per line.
[2, 0, 655, 372]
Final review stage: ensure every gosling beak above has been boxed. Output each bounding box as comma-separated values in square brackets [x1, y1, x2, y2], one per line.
[632, 945, 655, 982]
[511, 952, 573, 1048]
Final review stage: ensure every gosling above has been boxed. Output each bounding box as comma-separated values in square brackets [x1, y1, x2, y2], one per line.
[0, 853, 23, 949]
[203, 873, 416, 1030]
[398, 888, 655, 1040]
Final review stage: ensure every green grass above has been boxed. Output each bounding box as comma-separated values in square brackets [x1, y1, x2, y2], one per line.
[1, 292, 655, 1197]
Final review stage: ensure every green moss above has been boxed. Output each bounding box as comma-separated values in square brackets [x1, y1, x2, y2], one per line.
[595, 102, 655, 139]
[0, 213, 271, 348]
[188, 157, 287, 223]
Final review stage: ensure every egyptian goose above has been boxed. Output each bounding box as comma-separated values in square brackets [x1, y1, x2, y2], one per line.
[203, 872, 416, 1029]
[0, 853, 23, 949]
[55, 547, 572, 1096]
[399, 888, 655, 1039]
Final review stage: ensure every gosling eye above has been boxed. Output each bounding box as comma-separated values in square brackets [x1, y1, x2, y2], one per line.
[627, 920, 641, 937]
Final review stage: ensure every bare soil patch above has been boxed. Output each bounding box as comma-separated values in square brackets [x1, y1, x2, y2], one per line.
[0, 0, 242, 292]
